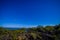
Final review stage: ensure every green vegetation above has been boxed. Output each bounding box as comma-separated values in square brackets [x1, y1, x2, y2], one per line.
[0, 24, 60, 40]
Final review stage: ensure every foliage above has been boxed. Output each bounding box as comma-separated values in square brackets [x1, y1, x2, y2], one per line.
[0, 24, 60, 40]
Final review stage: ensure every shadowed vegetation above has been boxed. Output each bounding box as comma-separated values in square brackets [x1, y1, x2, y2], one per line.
[0, 24, 60, 40]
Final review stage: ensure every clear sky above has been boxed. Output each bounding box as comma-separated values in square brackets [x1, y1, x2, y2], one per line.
[0, 0, 60, 28]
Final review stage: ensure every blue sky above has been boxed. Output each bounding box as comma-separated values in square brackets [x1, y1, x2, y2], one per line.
[0, 0, 60, 28]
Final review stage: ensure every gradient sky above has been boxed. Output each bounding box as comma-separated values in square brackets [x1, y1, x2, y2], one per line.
[0, 0, 60, 28]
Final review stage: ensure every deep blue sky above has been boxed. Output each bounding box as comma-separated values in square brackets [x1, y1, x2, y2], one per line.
[0, 0, 60, 28]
